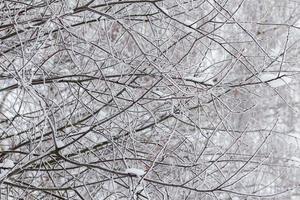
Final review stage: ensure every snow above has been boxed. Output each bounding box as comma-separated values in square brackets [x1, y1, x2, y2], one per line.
[288, 133, 300, 139]
[56, 140, 65, 148]
[136, 185, 144, 192]
[66, 0, 77, 10]
[185, 20, 198, 29]
[291, 157, 300, 164]
[0, 159, 14, 168]
[153, 90, 165, 97]
[259, 73, 292, 87]
[271, 42, 282, 56]
[295, 19, 300, 27]
[79, 126, 91, 133]
[133, 185, 149, 198]
[292, 194, 300, 200]
[161, 7, 169, 15]
[125, 168, 145, 176]
[259, 73, 275, 82]
[203, 49, 226, 67]
[0, 140, 10, 151]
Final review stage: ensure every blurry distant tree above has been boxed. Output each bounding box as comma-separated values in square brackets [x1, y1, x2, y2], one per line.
[0, 0, 300, 199]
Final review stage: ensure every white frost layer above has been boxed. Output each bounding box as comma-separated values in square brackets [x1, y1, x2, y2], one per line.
[56, 140, 65, 148]
[0, 140, 10, 151]
[125, 168, 145, 176]
[66, 0, 77, 10]
[0, 159, 14, 168]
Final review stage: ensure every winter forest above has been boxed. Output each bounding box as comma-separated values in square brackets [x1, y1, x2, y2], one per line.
[0, 0, 300, 199]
